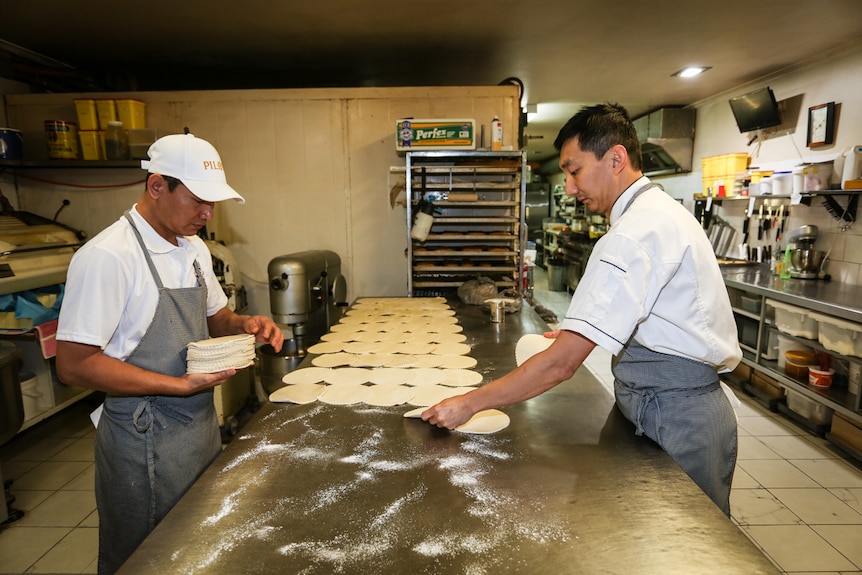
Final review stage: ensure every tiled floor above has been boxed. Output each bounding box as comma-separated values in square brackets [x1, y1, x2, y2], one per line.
[530, 265, 862, 575]
[1, 274, 862, 574]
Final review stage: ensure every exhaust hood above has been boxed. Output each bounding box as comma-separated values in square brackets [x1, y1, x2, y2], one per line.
[633, 108, 695, 176]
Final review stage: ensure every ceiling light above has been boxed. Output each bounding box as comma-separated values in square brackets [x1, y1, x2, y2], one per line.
[672, 66, 712, 78]
[526, 103, 539, 122]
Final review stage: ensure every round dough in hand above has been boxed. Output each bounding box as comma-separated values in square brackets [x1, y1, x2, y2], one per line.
[455, 409, 510, 434]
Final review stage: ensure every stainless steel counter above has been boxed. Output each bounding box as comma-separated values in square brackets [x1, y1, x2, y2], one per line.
[118, 301, 778, 575]
[722, 264, 862, 323]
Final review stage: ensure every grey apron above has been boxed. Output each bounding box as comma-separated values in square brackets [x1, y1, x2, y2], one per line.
[610, 183, 737, 516]
[94, 213, 221, 575]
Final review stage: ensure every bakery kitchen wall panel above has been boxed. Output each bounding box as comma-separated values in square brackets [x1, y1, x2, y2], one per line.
[4, 86, 520, 312]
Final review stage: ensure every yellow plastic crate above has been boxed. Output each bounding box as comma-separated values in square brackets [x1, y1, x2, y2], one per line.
[721, 153, 749, 177]
[73, 99, 99, 130]
[78, 130, 104, 160]
[116, 99, 147, 129]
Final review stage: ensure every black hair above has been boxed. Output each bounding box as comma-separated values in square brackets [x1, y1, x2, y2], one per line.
[553, 103, 642, 171]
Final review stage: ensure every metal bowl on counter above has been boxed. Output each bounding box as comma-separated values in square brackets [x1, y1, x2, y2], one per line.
[258, 339, 306, 395]
[790, 249, 825, 273]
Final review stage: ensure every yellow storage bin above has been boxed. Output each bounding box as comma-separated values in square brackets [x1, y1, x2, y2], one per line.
[722, 153, 749, 177]
[96, 99, 118, 127]
[78, 130, 104, 160]
[73, 99, 99, 130]
[116, 99, 146, 129]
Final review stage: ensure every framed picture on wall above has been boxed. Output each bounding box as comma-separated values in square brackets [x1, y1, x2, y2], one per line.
[806, 102, 835, 148]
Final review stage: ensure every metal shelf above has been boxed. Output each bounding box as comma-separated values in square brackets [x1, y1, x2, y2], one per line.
[0, 159, 140, 169]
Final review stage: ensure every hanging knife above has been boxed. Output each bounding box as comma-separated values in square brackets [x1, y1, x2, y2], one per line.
[775, 205, 785, 241]
[757, 203, 764, 240]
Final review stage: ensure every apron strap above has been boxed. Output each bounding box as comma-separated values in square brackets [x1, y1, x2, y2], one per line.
[124, 211, 165, 290]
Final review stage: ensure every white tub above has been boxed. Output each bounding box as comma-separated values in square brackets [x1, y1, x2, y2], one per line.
[766, 299, 818, 340]
[808, 311, 862, 358]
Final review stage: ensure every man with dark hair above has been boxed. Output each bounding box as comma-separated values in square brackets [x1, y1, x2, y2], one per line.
[56, 133, 284, 574]
[424, 103, 741, 515]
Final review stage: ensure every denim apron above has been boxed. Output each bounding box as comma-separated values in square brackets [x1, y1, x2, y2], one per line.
[610, 184, 737, 515]
[94, 213, 221, 574]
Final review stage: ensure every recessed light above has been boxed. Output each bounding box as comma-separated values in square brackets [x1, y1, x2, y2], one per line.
[672, 66, 712, 78]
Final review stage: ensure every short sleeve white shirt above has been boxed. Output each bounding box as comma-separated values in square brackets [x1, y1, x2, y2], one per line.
[57, 205, 228, 360]
[558, 177, 741, 373]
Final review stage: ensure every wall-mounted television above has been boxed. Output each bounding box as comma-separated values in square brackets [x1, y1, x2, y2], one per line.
[728, 87, 782, 133]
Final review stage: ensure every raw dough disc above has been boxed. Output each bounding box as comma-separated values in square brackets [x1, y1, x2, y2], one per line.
[312, 352, 358, 367]
[329, 323, 362, 333]
[320, 332, 356, 343]
[363, 384, 415, 406]
[350, 353, 398, 368]
[324, 367, 372, 385]
[319, 384, 371, 405]
[440, 368, 483, 387]
[376, 322, 411, 334]
[391, 342, 436, 356]
[269, 382, 326, 404]
[369, 368, 414, 385]
[282, 366, 332, 385]
[421, 315, 459, 325]
[431, 343, 472, 356]
[306, 341, 346, 354]
[455, 409, 510, 434]
[385, 354, 419, 368]
[515, 334, 555, 366]
[351, 331, 388, 343]
[430, 332, 467, 344]
[435, 355, 478, 369]
[407, 385, 475, 407]
[403, 406, 426, 418]
[409, 355, 446, 368]
[405, 368, 446, 386]
[343, 341, 385, 355]
[426, 323, 463, 334]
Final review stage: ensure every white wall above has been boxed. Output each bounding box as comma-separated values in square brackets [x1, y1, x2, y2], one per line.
[547, 40, 862, 285]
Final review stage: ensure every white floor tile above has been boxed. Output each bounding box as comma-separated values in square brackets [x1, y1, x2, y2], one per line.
[759, 434, 839, 460]
[13, 489, 96, 528]
[738, 459, 821, 488]
[737, 414, 802, 437]
[830, 487, 862, 515]
[731, 488, 803, 525]
[770, 488, 862, 525]
[742, 524, 857, 572]
[732, 466, 760, 489]
[13, 460, 92, 491]
[791, 459, 862, 489]
[737, 436, 783, 460]
[0, 526, 72, 573]
[28, 526, 98, 574]
[811, 524, 862, 569]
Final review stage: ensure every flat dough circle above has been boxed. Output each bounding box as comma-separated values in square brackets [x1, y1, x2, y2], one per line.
[312, 353, 357, 367]
[431, 343, 472, 356]
[409, 355, 446, 368]
[455, 409, 510, 434]
[391, 342, 436, 356]
[306, 341, 345, 354]
[434, 355, 477, 369]
[369, 368, 413, 385]
[323, 367, 372, 385]
[515, 334, 555, 367]
[269, 382, 325, 404]
[430, 332, 467, 344]
[363, 384, 415, 406]
[318, 384, 371, 405]
[405, 368, 446, 386]
[350, 353, 397, 367]
[320, 332, 355, 343]
[440, 368, 483, 387]
[426, 323, 463, 334]
[407, 385, 474, 407]
[282, 367, 331, 384]
[385, 354, 419, 368]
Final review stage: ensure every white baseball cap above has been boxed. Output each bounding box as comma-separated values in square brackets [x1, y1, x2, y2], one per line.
[141, 133, 245, 204]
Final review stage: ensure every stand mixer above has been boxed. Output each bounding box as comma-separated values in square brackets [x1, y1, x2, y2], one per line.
[786, 225, 825, 279]
[259, 250, 348, 393]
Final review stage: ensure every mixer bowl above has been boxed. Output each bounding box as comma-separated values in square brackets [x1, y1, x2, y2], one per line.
[791, 249, 825, 273]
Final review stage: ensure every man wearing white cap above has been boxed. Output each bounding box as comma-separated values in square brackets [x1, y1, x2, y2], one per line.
[56, 133, 284, 575]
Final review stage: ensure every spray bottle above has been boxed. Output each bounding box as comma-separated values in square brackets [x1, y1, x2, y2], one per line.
[490, 116, 503, 151]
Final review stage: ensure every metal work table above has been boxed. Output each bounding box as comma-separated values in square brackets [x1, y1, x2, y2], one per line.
[721, 264, 862, 323]
[119, 300, 778, 575]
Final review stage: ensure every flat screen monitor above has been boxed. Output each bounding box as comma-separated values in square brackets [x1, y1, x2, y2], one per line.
[728, 87, 782, 133]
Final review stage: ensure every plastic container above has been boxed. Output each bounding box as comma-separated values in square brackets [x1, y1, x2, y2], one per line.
[808, 366, 835, 387]
[802, 162, 833, 191]
[786, 389, 833, 426]
[785, 349, 816, 380]
[772, 171, 792, 195]
[759, 175, 772, 195]
[777, 334, 812, 369]
[20, 373, 42, 421]
[792, 166, 806, 194]
[73, 99, 99, 130]
[767, 299, 818, 339]
[116, 99, 147, 129]
[0, 128, 23, 160]
[104, 121, 129, 160]
[849, 362, 861, 396]
[78, 130, 104, 160]
[740, 295, 761, 313]
[808, 311, 862, 358]
[761, 329, 780, 360]
[490, 116, 502, 151]
[95, 99, 118, 127]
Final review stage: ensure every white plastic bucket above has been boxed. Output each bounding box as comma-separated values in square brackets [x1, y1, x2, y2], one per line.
[777, 334, 812, 369]
[20, 375, 42, 421]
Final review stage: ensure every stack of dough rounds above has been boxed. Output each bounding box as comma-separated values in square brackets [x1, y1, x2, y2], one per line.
[186, 334, 255, 374]
[269, 297, 490, 411]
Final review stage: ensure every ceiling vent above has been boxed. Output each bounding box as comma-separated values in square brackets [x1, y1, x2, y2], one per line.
[633, 108, 696, 176]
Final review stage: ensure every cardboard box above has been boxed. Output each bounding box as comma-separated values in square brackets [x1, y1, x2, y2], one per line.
[830, 413, 862, 454]
[396, 119, 475, 151]
[749, 370, 784, 399]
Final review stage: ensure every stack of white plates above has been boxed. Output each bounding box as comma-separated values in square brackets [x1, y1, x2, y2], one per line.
[186, 334, 256, 374]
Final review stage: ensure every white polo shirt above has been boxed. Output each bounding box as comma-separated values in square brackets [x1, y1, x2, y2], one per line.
[57, 205, 228, 361]
[559, 177, 742, 373]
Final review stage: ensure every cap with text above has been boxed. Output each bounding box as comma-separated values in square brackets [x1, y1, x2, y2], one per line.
[141, 133, 245, 204]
